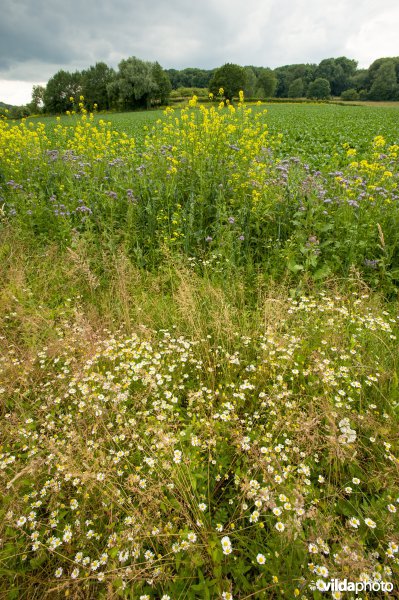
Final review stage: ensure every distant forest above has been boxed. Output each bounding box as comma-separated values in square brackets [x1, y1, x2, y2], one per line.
[3, 55, 399, 118]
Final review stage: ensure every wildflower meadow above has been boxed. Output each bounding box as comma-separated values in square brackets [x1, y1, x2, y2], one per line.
[0, 97, 398, 599]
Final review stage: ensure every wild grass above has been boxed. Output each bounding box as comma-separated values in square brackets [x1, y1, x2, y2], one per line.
[0, 99, 398, 599]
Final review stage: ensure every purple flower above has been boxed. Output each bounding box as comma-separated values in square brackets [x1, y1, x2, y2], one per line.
[307, 236, 319, 245]
[75, 206, 92, 215]
[109, 158, 125, 167]
[228, 216, 235, 224]
[126, 189, 137, 202]
[6, 180, 23, 190]
[205, 236, 213, 242]
[364, 259, 379, 269]
[238, 235, 245, 241]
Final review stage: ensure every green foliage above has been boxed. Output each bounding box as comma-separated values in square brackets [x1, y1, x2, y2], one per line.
[341, 88, 359, 101]
[256, 67, 277, 97]
[4, 102, 399, 290]
[170, 87, 208, 98]
[349, 68, 368, 92]
[274, 63, 317, 97]
[307, 78, 331, 99]
[29, 85, 45, 113]
[109, 56, 157, 109]
[151, 61, 172, 104]
[165, 67, 214, 89]
[314, 57, 358, 96]
[1, 99, 399, 599]
[5, 105, 31, 119]
[209, 63, 247, 101]
[43, 70, 82, 114]
[288, 77, 304, 98]
[81, 62, 115, 110]
[107, 57, 171, 109]
[243, 66, 258, 97]
[0, 272, 398, 597]
[368, 60, 399, 100]
[37, 54, 399, 118]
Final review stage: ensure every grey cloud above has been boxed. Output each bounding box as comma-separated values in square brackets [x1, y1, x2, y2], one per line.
[0, 0, 398, 99]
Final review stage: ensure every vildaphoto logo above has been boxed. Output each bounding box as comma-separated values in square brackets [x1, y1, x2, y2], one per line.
[312, 578, 394, 595]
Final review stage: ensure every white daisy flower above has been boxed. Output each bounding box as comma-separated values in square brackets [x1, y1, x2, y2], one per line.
[256, 553, 266, 564]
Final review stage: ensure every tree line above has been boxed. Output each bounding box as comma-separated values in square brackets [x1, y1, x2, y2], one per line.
[168, 57, 399, 102]
[3, 55, 399, 118]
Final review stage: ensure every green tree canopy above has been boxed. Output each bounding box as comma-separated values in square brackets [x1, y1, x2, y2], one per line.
[209, 63, 246, 101]
[288, 77, 304, 98]
[307, 78, 331, 99]
[165, 68, 213, 89]
[256, 68, 277, 97]
[274, 63, 316, 97]
[315, 57, 357, 95]
[341, 88, 359, 101]
[367, 57, 399, 88]
[368, 60, 399, 100]
[335, 56, 358, 78]
[43, 70, 82, 113]
[151, 62, 172, 105]
[243, 66, 257, 97]
[81, 62, 115, 110]
[349, 69, 368, 92]
[29, 85, 45, 113]
[108, 57, 171, 109]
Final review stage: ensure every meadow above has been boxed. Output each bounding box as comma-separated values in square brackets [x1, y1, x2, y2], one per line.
[0, 99, 399, 599]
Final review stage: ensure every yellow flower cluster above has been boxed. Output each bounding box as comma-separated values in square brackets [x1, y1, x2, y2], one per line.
[0, 118, 50, 179]
[141, 96, 271, 206]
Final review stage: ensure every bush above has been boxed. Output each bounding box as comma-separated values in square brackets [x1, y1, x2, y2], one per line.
[341, 88, 360, 101]
[307, 78, 331, 99]
[175, 87, 208, 98]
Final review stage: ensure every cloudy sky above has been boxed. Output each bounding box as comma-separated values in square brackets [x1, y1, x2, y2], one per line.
[1, 0, 398, 104]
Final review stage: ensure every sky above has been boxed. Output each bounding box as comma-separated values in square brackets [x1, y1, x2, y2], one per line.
[1, 0, 398, 105]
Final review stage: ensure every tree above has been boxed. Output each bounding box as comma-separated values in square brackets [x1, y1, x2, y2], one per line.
[29, 85, 45, 113]
[208, 63, 246, 101]
[288, 78, 304, 98]
[151, 62, 172, 105]
[274, 63, 316, 97]
[165, 67, 213, 89]
[243, 67, 257, 97]
[274, 67, 290, 97]
[341, 88, 359, 101]
[368, 60, 399, 100]
[315, 57, 357, 96]
[316, 59, 341, 95]
[335, 56, 358, 78]
[349, 69, 368, 92]
[109, 57, 153, 109]
[108, 57, 171, 110]
[367, 57, 399, 88]
[307, 78, 331, 99]
[81, 62, 115, 110]
[43, 70, 82, 113]
[256, 68, 277, 97]
[9, 105, 31, 119]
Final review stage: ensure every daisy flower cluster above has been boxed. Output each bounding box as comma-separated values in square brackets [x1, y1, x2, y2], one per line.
[1, 292, 398, 597]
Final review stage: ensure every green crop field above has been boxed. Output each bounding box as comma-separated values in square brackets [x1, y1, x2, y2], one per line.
[26, 102, 399, 158]
[1, 101, 399, 599]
